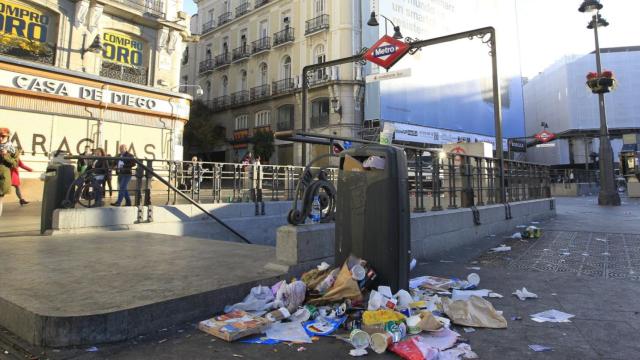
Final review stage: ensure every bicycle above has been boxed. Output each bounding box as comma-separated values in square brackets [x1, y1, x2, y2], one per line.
[62, 169, 106, 208]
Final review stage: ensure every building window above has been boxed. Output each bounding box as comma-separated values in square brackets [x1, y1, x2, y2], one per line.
[314, 0, 326, 16]
[259, 20, 269, 39]
[222, 76, 229, 96]
[277, 105, 294, 131]
[181, 47, 189, 65]
[311, 98, 330, 128]
[313, 44, 326, 81]
[240, 70, 248, 90]
[206, 81, 212, 100]
[259, 63, 268, 86]
[281, 56, 292, 80]
[235, 114, 248, 130]
[255, 110, 271, 128]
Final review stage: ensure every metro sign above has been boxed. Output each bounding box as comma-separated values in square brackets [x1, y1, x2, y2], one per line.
[364, 35, 410, 70]
[534, 130, 556, 143]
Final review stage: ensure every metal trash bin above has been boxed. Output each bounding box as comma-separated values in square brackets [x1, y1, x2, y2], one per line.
[335, 144, 410, 293]
[41, 163, 75, 234]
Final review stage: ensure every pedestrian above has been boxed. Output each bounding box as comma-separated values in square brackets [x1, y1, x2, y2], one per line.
[91, 148, 109, 206]
[187, 156, 203, 194]
[111, 144, 135, 207]
[0, 128, 18, 216]
[105, 153, 114, 197]
[569, 170, 575, 183]
[77, 145, 92, 174]
[10, 147, 32, 206]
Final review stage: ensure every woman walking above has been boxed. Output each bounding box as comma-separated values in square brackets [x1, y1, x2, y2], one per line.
[11, 147, 32, 205]
[0, 128, 18, 216]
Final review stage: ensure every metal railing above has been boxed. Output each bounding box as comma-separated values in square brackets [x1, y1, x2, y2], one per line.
[214, 52, 231, 68]
[218, 11, 232, 26]
[308, 70, 329, 86]
[273, 28, 295, 46]
[100, 61, 148, 85]
[212, 95, 231, 111]
[232, 45, 250, 61]
[549, 169, 599, 184]
[231, 90, 250, 106]
[202, 20, 216, 33]
[255, 0, 269, 9]
[272, 78, 295, 95]
[199, 58, 214, 74]
[250, 84, 270, 101]
[236, 2, 250, 17]
[305, 14, 329, 35]
[252, 37, 271, 54]
[113, 0, 165, 17]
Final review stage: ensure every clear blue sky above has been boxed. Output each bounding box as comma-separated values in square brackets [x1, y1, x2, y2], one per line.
[182, 0, 639, 77]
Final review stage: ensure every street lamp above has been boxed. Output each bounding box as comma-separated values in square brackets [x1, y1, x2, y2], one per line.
[367, 11, 403, 39]
[578, 0, 621, 206]
[81, 34, 103, 59]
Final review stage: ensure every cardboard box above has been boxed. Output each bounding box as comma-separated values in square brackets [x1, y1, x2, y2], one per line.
[198, 310, 269, 342]
[343, 154, 365, 172]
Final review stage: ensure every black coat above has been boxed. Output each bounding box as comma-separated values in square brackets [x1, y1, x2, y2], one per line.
[116, 152, 136, 176]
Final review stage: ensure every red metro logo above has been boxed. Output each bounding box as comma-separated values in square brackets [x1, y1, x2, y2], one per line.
[534, 130, 556, 143]
[364, 35, 410, 70]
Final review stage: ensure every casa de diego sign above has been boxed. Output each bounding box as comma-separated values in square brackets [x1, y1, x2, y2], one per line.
[364, 35, 411, 70]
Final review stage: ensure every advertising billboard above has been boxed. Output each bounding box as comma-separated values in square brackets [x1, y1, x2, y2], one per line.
[102, 30, 146, 67]
[364, 0, 526, 141]
[0, 0, 58, 64]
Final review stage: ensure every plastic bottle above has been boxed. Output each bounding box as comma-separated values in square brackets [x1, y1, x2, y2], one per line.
[316, 268, 339, 294]
[311, 195, 321, 223]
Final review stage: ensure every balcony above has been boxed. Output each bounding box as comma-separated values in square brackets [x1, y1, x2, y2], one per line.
[277, 120, 293, 131]
[250, 84, 270, 101]
[255, 0, 269, 9]
[308, 70, 329, 86]
[212, 95, 231, 111]
[112, 0, 165, 17]
[202, 20, 216, 34]
[218, 11, 232, 26]
[232, 45, 250, 62]
[100, 61, 148, 85]
[273, 27, 294, 47]
[199, 59, 214, 75]
[214, 53, 231, 68]
[236, 2, 250, 17]
[272, 78, 295, 96]
[305, 14, 329, 35]
[252, 37, 271, 54]
[231, 90, 250, 106]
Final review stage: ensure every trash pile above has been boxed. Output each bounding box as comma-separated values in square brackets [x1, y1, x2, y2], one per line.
[197, 256, 509, 359]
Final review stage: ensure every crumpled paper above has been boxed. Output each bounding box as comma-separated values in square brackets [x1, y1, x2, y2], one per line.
[308, 263, 363, 305]
[441, 296, 507, 329]
[513, 287, 538, 301]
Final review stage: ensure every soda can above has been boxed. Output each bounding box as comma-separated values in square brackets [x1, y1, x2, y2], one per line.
[305, 304, 319, 320]
[335, 302, 347, 317]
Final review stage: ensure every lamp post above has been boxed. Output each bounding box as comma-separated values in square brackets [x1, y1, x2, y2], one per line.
[366, 12, 403, 39]
[579, 0, 621, 206]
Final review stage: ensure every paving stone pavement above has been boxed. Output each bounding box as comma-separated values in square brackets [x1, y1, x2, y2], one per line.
[1, 196, 639, 360]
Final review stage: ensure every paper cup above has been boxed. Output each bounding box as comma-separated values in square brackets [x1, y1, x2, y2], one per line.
[370, 332, 393, 354]
[351, 264, 366, 281]
[350, 329, 371, 349]
[467, 273, 480, 287]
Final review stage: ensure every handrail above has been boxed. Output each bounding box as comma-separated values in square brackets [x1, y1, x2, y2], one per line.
[65, 155, 252, 244]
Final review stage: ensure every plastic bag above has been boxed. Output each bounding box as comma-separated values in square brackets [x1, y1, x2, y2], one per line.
[362, 309, 406, 326]
[224, 285, 275, 313]
[441, 296, 507, 328]
[273, 281, 307, 313]
[265, 321, 312, 343]
[389, 337, 439, 360]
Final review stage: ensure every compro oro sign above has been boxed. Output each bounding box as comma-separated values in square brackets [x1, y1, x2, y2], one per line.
[102, 30, 146, 67]
[0, 0, 58, 64]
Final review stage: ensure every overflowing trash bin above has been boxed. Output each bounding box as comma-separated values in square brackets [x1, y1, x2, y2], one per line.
[334, 144, 411, 293]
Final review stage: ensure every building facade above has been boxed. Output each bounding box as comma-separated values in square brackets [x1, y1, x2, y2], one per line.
[182, 0, 365, 165]
[0, 0, 192, 199]
[523, 47, 640, 168]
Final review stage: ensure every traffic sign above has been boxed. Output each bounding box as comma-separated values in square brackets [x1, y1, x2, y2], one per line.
[534, 130, 556, 143]
[363, 35, 410, 70]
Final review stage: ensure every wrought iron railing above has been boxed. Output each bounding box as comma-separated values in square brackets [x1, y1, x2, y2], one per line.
[212, 95, 231, 111]
[113, 0, 165, 17]
[272, 78, 295, 95]
[310, 115, 329, 128]
[252, 37, 271, 54]
[277, 120, 293, 131]
[250, 84, 270, 101]
[199, 58, 214, 74]
[273, 27, 295, 46]
[255, 0, 269, 9]
[0, 41, 55, 65]
[308, 70, 330, 86]
[231, 90, 250, 106]
[232, 45, 250, 61]
[236, 2, 250, 17]
[305, 14, 329, 35]
[202, 20, 216, 33]
[100, 61, 148, 85]
[214, 52, 231, 68]
[218, 11, 232, 26]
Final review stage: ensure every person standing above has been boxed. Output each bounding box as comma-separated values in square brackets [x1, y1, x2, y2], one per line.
[187, 156, 204, 194]
[0, 128, 18, 216]
[77, 145, 92, 174]
[90, 148, 109, 206]
[111, 144, 135, 207]
[10, 148, 32, 205]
